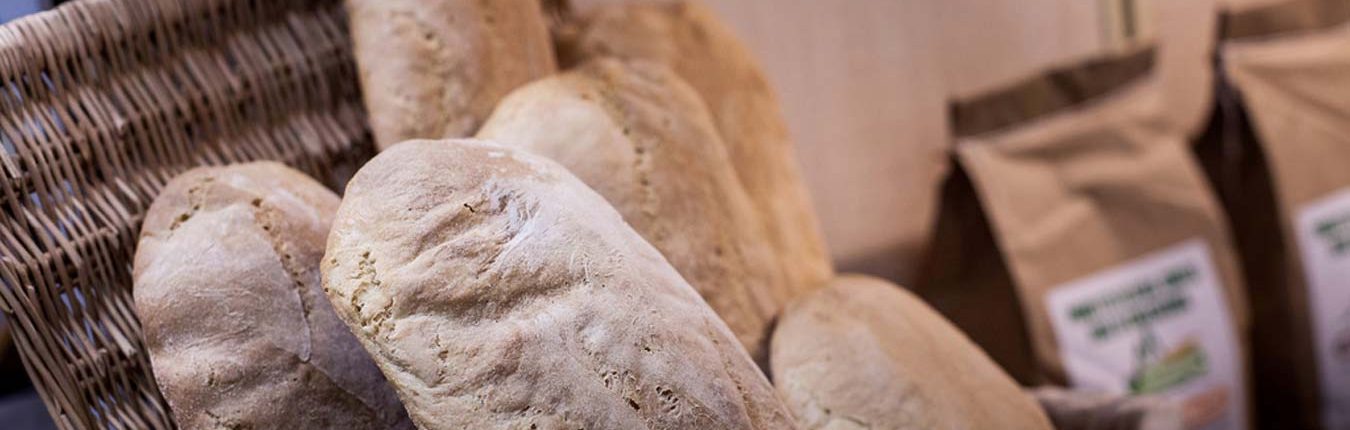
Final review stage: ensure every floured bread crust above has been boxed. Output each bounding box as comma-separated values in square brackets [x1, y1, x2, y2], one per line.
[478, 58, 788, 366]
[347, 0, 556, 150]
[322, 139, 797, 429]
[557, 1, 834, 294]
[772, 274, 1052, 430]
[134, 162, 411, 430]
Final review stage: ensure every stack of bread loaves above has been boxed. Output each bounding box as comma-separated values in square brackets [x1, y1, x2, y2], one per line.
[128, 1, 1098, 429]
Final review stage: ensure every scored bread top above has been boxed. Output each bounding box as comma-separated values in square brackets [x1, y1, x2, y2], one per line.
[133, 162, 412, 430]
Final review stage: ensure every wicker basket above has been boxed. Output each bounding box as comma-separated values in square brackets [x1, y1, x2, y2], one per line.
[0, 0, 374, 428]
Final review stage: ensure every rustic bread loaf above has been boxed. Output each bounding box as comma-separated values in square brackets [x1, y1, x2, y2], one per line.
[347, 0, 556, 150]
[133, 162, 411, 430]
[557, 1, 833, 294]
[322, 139, 797, 429]
[772, 274, 1052, 430]
[478, 58, 788, 366]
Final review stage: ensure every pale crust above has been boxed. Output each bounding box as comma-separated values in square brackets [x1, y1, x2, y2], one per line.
[133, 162, 411, 430]
[557, 1, 834, 294]
[771, 275, 1053, 430]
[347, 0, 556, 150]
[323, 139, 798, 429]
[478, 58, 787, 366]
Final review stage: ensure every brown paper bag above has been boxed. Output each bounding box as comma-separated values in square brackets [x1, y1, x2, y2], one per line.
[1032, 387, 1185, 430]
[1195, 1, 1350, 428]
[920, 46, 1252, 430]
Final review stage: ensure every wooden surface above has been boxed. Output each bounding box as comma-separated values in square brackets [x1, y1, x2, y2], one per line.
[572, 0, 1221, 284]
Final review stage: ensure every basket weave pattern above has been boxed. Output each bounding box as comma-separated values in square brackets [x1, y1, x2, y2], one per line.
[0, 0, 373, 428]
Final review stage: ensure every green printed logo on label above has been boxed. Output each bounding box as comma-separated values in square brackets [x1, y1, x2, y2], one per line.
[1067, 265, 1197, 341]
[1129, 329, 1208, 394]
[1315, 213, 1350, 256]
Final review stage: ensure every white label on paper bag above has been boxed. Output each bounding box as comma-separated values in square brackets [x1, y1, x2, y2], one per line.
[1295, 187, 1350, 430]
[1046, 239, 1247, 430]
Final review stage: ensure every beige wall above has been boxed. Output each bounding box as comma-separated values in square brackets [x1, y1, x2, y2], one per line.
[939, 0, 1104, 99]
[570, 0, 1219, 285]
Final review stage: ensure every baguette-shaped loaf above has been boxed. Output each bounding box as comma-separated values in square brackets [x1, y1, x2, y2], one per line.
[348, 0, 556, 150]
[478, 58, 787, 365]
[133, 162, 411, 430]
[322, 139, 797, 429]
[772, 275, 1052, 430]
[557, 1, 833, 293]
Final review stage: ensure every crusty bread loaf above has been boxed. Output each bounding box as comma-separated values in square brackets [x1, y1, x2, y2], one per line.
[347, 0, 556, 150]
[322, 139, 797, 429]
[557, 1, 833, 294]
[478, 58, 788, 366]
[133, 162, 411, 430]
[772, 274, 1052, 430]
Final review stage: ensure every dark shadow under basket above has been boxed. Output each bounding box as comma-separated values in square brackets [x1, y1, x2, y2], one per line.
[0, 0, 375, 427]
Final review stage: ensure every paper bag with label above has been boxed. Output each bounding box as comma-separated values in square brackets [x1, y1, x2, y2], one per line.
[919, 47, 1251, 430]
[1195, 1, 1350, 428]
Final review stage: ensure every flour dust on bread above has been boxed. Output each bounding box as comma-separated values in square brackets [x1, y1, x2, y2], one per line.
[556, 0, 833, 294]
[478, 58, 789, 365]
[347, 0, 556, 150]
[322, 139, 797, 429]
[771, 274, 1052, 430]
[133, 162, 412, 430]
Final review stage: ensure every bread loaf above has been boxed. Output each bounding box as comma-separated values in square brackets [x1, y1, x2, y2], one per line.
[478, 58, 788, 365]
[322, 139, 797, 429]
[347, 0, 556, 150]
[771, 274, 1052, 430]
[133, 162, 411, 430]
[557, 1, 833, 294]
